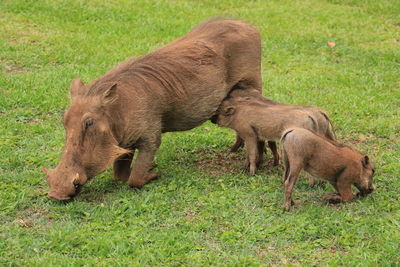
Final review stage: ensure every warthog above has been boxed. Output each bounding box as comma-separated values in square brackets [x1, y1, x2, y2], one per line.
[212, 94, 335, 176]
[281, 127, 375, 211]
[43, 18, 262, 200]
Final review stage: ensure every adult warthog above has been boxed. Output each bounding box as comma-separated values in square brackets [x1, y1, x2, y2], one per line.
[43, 19, 262, 200]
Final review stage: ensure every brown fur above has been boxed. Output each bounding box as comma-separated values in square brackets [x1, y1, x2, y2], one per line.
[223, 89, 277, 154]
[44, 18, 262, 200]
[214, 95, 335, 176]
[281, 127, 375, 211]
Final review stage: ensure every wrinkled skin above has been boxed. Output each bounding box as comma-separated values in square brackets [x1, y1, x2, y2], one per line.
[44, 19, 263, 200]
[281, 127, 375, 211]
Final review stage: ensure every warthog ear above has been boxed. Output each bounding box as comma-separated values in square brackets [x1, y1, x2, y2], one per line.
[70, 78, 85, 101]
[362, 155, 370, 168]
[223, 106, 235, 116]
[102, 83, 118, 105]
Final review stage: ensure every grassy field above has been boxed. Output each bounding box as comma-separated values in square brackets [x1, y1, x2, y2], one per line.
[1, 0, 399, 265]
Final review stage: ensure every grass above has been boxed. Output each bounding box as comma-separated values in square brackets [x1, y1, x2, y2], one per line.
[0, 0, 399, 265]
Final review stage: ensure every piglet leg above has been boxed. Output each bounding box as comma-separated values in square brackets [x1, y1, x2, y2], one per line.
[337, 182, 353, 202]
[323, 181, 353, 203]
[256, 140, 265, 166]
[229, 134, 244, 152]
[267, 141, 279, 166]
[244, 136, 259, 176]
[283, 164, 302, 211]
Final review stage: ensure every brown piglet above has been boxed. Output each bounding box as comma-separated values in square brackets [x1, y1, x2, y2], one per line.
[281, 127, 375, 211]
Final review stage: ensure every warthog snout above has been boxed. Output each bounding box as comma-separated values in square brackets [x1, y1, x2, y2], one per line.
[43, 167, 85, 201]
[48, 191, 74, 201]
[356, 183, 375, 197]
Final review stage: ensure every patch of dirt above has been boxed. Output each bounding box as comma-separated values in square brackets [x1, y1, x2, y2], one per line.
[192, 149, 281, 177]
[26, 117, 46, 125]
[16, 219, 33, 228]
[77, 179, 124, 203]
[184, 209, 197, 222]
[7, 39, 18, 45]
[341, 133, 379, 146]
[193, 150, 244, 177]
[256, 246, 277, 258]
[324, 248, 348, 255]
[14, 206, 53, 229]
[4, 64, 25, 74]
[78, 188, 108, 203]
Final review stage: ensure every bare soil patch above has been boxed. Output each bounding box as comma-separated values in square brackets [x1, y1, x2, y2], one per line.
[4, 64, 25, 74]
[192, 149, 281, 177]
[14, 206, 53, 229]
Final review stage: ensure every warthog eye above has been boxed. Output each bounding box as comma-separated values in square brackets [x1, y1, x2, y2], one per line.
[372, 168, 375, 174]
[84, 118, 94, 129]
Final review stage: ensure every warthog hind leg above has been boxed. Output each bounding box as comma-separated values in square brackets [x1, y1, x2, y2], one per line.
[267, 141, 279, 166]
[283, 163, 303, 211]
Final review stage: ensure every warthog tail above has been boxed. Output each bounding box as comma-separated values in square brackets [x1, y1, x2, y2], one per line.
[321, 112, 337, 140]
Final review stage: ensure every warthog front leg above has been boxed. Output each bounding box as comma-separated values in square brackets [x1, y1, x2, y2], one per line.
[323, 181, 353, 203]
[336, 181, 353, 202]
[127, 134, 161, 188]
[113, 151, 134, 182]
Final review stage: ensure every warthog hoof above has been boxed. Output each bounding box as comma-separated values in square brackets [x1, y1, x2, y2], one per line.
[128, 172, 159, 188]
[283, 200, 295, 212]
[323, 193, 343, 203]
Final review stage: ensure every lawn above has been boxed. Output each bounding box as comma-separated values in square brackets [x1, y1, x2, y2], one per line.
[0, 0, 399, 265]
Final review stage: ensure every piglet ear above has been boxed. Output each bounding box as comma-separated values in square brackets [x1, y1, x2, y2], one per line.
[70, 78, 85, 101]
[102, 83, 118, 105]
[223, 106, 235, 116]
[361, 155, 369, 168]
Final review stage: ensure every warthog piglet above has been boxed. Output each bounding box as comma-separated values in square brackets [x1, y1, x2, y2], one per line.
[281, 127, 375, 211]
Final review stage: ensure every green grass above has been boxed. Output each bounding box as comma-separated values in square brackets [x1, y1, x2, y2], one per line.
[1, 0, 399, 265]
